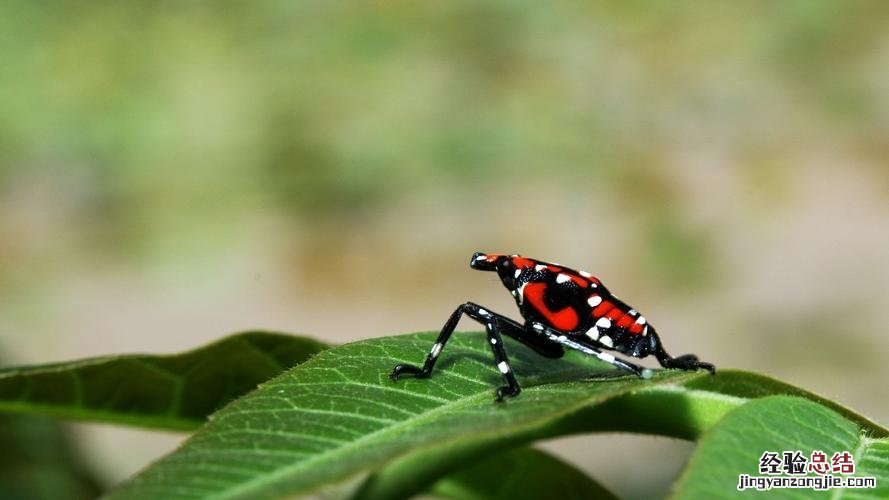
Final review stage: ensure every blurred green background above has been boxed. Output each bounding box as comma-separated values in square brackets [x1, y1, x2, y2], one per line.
[2, 1, 888, 498]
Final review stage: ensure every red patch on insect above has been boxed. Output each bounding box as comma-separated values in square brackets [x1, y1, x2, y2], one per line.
[629, 322, 644, 335]
[606, 308, 624, 321]
[512, 257, 535, 269]
[567, 274, 588, 287]
[523, 282, 579, 331]
[485, 254, 499, 262]
[616, 313, 635, 329]
[592, 301, 614, 317]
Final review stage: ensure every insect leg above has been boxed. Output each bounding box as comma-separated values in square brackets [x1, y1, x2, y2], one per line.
[651, 340, 716, 374]
[527, 322, 653, 379]
[390, 302, 478, 380]
[390, 302, 536, 401]
[484, 315, 522, 401]
[388, 303, 507, 379]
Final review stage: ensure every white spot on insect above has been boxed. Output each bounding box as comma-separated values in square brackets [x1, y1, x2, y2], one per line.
[636, 316, 647, 325]
[599, 335, 614, 347]
[535, 264, 547, 272]
[579, 270, 592, 278]
[643, 325, 649, 336]
[430, 343, 442, 357]
[590, 282, 598, 288]
[587, 295, 602, 307]
[474, 254, 487, 261]
[478, 307, 489, 316]
[532, 323, 544, 331]
[584, 327, 599, 341]
[490, 338, 497, 345]
[597, 352, 615, 363]
[497, 361, 510, 374]
[514, 269, 521, 278]
[556, 273, 571, 284]
[516, 282, 526, 304]
[628, 309, 637, 316]
[557, 335, 567, 342]
[596, 317, 612, 329]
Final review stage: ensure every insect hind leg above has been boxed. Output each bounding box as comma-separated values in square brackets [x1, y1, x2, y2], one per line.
[527, 322, 653, 379]
[647, 328, 716, 374]
[654, 348, 716, 374]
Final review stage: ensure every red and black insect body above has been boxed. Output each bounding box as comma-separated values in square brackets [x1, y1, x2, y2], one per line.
[391, 252, 715, 402]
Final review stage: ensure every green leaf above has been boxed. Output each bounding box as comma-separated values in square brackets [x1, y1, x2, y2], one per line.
[426, 446, 617, 500]
[105, 332, 887, 499]
[107, 331, 711, 499]
[672, 396, 889, 499]
[684, 370, 889, 438]
[0, 331, 328, 430]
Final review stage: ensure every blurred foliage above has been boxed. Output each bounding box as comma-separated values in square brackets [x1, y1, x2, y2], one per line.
[2, 1, 888, 226]
[1, 2, 887, 329]
[0, 345, 102, 499]
[0, 415, 103, 500]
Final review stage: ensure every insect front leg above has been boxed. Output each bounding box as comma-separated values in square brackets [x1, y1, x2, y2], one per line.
[389, 302, 528, 402]
[389, 302, 476, 380]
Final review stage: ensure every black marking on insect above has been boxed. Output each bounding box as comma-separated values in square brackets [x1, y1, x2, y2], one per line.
[390, 252, 715, 402]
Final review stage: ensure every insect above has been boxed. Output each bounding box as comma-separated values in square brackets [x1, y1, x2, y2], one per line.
[391, 252, 715, 402]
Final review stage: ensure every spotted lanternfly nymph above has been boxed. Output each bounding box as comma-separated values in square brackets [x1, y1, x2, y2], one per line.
[390, 252, 715, 402]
